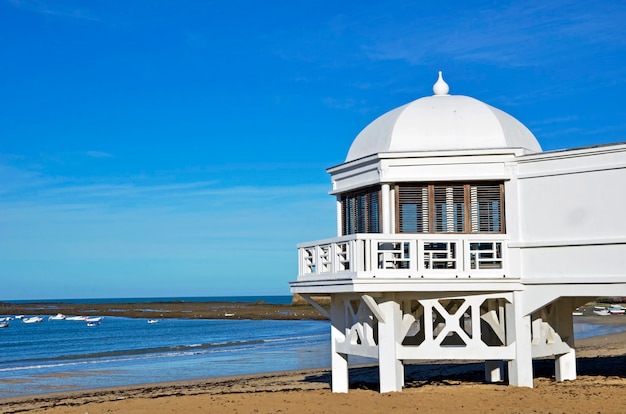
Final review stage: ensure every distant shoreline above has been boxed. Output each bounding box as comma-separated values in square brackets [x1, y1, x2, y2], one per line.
[0, 298, 329, 321]
[3, 299, 626, 323]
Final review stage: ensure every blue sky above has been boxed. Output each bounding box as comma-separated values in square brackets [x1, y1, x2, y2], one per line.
[1, 1, 625, 300]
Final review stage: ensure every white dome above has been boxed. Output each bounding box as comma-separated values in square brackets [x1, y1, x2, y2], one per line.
[346, 74, 542, 162]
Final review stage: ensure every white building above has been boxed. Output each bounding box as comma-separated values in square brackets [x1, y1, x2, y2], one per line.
[289, 72, 626, 393]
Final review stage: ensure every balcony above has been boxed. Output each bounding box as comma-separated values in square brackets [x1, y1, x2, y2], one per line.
[297, 233, 508, 281]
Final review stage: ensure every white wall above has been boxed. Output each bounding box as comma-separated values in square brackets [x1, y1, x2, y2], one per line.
[513, 144, 626, 285]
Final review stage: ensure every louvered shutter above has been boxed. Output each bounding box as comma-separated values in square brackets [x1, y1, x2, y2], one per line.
[340, 187, 381, 235]
[433, 184, 465, 233]
[397, 182, 504, 234]
[471, 183, 503, 233]
[397, 185, 429, 233]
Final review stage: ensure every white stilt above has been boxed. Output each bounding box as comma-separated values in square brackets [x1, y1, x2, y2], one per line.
[485, 360, 504, 382]
[506, 292, 534, 387]
[554, 298, 576, 381]
[331, 296, 349, 393]
[555, 349, 577, 381]
[377, 296, 403, 393]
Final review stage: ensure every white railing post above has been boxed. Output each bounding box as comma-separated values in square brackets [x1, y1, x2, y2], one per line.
[409, 239, 418, 272]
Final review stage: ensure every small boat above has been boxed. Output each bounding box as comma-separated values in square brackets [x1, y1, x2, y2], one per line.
[48, 313, 66, 320]
[609, 305, 625, 315]
[0, 317, 11, 323]
[84, 317, 104, 323]
[87, 321, 101, 327]
[22, 316, 44, 324]
[148, 319, 159, 324]
[593, 308, 610, 316]
[66, 316, 86, 321]
[0, 321, 9, 328]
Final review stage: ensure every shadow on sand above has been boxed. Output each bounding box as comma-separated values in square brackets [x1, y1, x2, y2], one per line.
[303, 355, 626, 392]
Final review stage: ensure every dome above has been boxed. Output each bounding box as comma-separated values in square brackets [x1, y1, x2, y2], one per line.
[345, 72, 542, 162]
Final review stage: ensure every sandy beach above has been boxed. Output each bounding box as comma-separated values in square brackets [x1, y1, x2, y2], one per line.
[2, 315, 626, 414]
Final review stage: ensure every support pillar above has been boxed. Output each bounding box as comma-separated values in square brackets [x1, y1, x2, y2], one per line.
[331, 295, 349, 393]
[506, 291, 533, 387]
[554, 298, 576, 381]
[484, 360, 504, 382]
[377, 295, 403, 393]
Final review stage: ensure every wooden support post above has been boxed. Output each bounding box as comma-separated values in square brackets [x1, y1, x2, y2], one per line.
[506, 291, 534, 387]
[331, 295, 349, 392]
[485, 360, 504, 382]
[554, 298, 576, 381]
[377, 295, 404, 393]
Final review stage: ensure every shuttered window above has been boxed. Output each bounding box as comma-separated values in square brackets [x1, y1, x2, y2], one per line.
[396, 182, 504, 233]
[397, 185, 429, 233]
[341, 186, 381, 235]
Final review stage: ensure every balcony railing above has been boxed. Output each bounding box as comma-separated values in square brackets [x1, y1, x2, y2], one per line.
[298, 233, 508, 280]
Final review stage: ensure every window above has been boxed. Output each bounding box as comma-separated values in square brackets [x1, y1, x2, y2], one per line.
[396, 182, 504, 233]
[341, 186, 380, 235]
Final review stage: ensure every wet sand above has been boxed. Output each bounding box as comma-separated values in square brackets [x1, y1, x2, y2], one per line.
[1, 305, 626, 413]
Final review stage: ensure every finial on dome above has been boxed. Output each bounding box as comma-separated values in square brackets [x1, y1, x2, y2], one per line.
[433, 71, 449, 96]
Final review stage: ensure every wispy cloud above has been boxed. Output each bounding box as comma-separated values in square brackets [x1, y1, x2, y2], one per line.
[359, 1, 626, 68]
[322, 97, 358, 110]
[7, 0, 101, 22]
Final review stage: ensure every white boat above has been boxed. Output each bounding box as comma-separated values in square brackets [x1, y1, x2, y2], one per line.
[22, 316, 44, 324]
[48, 313, 66, 320]
[84, 317, 104, 323]
[609, 305, 625, 315]
[87, 321, 101, 327]
[0, 317, 11, 322]
[0, 321, 8, 328]
[66, 316, 86, 321]
[593, 308, 610, 316]
[148, 319, 159, 324]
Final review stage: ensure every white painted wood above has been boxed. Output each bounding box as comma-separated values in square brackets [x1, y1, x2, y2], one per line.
[362, 295, 385, 323]
[381, 183, 391, 234]
[331, 295, 349, 393]
[485, 360, 504, 382]
[377, 297, 404, 393]
[554, 298, 576, 381]
[506, 293, 533, 388]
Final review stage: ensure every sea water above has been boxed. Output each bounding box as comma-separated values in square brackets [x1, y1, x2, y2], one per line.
[0, 316, 330, 398]
[0, 299, 624, 398]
